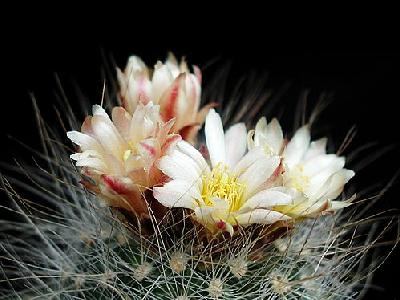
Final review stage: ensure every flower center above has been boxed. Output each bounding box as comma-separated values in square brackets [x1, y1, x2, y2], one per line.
[201, 163, 245, 212]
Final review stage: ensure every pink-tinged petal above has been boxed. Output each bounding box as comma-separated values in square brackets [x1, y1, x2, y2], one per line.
[161, 134, 182, 154]
[195, 102, 218, 124]
[101, 174, 134, 195]
[185, 73, 201, 120]
[240, 189, 292, 211]
[152, 62, 174, 104]
[239, 156, 280, 199]
[138, 139, 160, 170]
[283, 125, 311, 168]
[224, 123, 247, 169]
[112, 106, 131, 140]
[193, 65, 202, 84]
[179, 124, 201, 144]
[81, 116, 94, 135]
[100, 174, 149, 216]
[235, 209, 290, 226]
[159, 73, 186, 123]
[129, 102, 160, 143]
[205, 109, 226, 167]
[153, 179, 200, 209]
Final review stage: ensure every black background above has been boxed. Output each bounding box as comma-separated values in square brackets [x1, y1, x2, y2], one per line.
[1, 13, 400, 299]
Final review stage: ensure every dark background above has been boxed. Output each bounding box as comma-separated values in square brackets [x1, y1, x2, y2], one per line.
[1, 15, 400, 299]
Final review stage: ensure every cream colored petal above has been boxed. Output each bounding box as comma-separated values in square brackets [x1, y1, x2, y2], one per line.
[75, 157, 107, 172]
[70, 150, 102, 160]
[328, 200, 352, 211]
[112, 106, 132, 140]
[239, 156, 280, 199]
[241, 189, 292, 211]
[152, 62, 174, 104]
[306, 156, 347, 197]
[91, 115, 128, 159]
[314, 169, 355, 201]
[153, 179, 200, 209]
[283, 125, 311, 168]
[67, 131, 103, 153]
[205, 109, 226, 168]
[224, 123, 247, 169]
[236, 209, 290, 226]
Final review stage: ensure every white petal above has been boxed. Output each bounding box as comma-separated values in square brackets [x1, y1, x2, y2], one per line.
[205, 109, 226, 167]
[153, 179, 201, 209]
[75, 157, 107, 172]
[158, 149, 203, 184]
[265, 118, 284, 154]
[92, 105, 110, 119]
[67, 131, 103, 153]
[177, 140, 210, 174]
[224, 123, 247, 169]
[329, 200, 352, 211]
[283, 125, 311, 168]
[312, 169, 355, 201]
[240, 189, 292, 211]
[303, 138, 328, 161]
[303, 155, 345, 177]
[236, 209, 290, 225]
[194, 206, 216, 227]
[233, 147, 266, 176]
[306, 156, 346, 197]
[239, 156, 280, 199]
[254, 117, 268, 147]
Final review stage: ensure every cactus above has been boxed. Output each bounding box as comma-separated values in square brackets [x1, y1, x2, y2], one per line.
[0, 53, 398, 299]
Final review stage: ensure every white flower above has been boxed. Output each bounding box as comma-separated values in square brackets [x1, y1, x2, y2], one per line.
[249, 117, 355, 218]
[117, 53, 214, 142]
[67, 102, 180, 216]
[154, 109, 291, 235]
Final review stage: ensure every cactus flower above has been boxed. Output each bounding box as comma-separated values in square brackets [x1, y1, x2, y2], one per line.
[67, 102, 180, 216]
[249, 117, 355, 218]
[117, 53, 215, 142]
[154, 109, 291, 235]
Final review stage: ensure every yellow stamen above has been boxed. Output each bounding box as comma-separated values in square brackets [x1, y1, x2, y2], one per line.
[201, 163, 246, 212]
